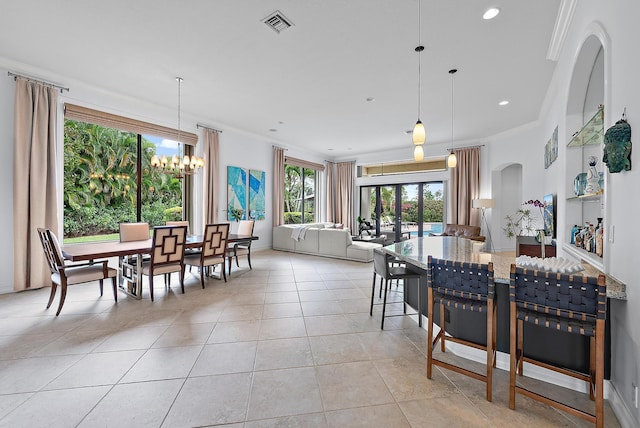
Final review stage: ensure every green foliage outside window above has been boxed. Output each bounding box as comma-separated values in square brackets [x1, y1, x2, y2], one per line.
[64, 120, 183, 238]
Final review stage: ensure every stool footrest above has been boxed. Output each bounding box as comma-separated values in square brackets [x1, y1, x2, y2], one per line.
[514, 385, 596, 424]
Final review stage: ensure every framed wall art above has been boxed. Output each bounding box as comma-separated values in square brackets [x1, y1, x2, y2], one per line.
[227, 166, 247, 221]
[249, 169, 266, 220]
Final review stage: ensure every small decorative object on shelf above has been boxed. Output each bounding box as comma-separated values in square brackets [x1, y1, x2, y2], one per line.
[603, 108, 632, 173]
[584, 156, 601, 194]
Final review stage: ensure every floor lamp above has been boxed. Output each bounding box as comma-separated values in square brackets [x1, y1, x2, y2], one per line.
[472, 198, 495, 253]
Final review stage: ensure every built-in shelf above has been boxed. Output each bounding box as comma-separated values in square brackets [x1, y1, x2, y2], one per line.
[563, 243, 604, 272]
[566, 191, 603, 202]
[567, 105, 604, 147]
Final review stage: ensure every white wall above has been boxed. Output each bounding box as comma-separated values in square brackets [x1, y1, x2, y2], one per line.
[0, 69, 15, 294]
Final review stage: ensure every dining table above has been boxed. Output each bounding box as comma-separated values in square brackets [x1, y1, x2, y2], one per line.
[62, 233, 258, 299]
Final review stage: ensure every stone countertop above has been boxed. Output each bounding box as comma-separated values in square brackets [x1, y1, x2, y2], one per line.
[382, 236, 626, 300]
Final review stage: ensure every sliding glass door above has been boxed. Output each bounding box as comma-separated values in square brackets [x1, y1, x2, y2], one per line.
[359, 181, 444, 242]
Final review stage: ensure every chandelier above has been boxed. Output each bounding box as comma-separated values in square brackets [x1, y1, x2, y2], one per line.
[150, 77, 204, 177]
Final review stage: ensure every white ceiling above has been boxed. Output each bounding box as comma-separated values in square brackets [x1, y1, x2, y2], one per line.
[0, 0, 561, 159]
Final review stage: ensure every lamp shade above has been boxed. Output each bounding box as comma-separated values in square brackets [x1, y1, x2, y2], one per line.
[472, 198, 495, 209]
[414, 145, 424, 161]
[412, 120, 426, 145]
[447, 151, 457, 168]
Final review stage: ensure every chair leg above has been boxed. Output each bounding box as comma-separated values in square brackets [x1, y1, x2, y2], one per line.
[486, 299, 494, 402]
[247, 252, 252, 269]
[589, 336, 596, 401]
[427, 287, 434, 379]
[46, 282, 57, 309]
[112, 277, 117, 302]
[379, 276, 383, 298]
[99, 279, 104, 296]
[381, 279, 389, 330]
[200, 264, 206, 289]
[180, 268, 185, 294]
[228, 258, 232, 276]
[595, 320, 605, 428]
[149, 276, 154, 302]
[222, 262, 227, 283]
[517, 320, 524, 375]
[509, 301, 517, 410]
[235, 255, 240, 267]
[55, 282, 68, 316]
[370, 272, 377, 316]
[440, 302, 446, 352]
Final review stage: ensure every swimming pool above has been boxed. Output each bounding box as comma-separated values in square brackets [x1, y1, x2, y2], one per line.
[409, 223, 443, 236]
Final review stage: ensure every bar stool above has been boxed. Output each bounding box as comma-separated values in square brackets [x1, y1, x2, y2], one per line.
[509, 265, 606, 427]
[370, 249, 423, 329]
[426, 256, 496, 401]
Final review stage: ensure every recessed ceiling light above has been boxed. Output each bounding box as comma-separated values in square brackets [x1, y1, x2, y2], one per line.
[483, 7, 500, 20]
[498, 100, 509, 106]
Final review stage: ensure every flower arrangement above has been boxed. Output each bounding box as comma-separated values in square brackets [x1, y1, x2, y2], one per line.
[503, 199, 545, 239]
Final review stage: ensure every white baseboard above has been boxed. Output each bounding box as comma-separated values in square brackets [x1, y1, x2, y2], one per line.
[608, 381, 640, 428]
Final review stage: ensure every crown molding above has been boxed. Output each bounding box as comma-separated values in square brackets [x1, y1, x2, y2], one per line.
[547, 0, 578, 61]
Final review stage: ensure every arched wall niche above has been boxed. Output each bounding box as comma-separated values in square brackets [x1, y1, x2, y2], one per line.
[562, 24, 608, 271]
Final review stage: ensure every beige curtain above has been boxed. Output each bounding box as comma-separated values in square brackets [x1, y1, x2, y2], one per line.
[272, 147, 285, 226]
[13, 78, 59, 291]
[203, 128, 220, 224]
[335, 161, 355, 232]
[325, 161, 336, 223]
[449, 147, 481, 227]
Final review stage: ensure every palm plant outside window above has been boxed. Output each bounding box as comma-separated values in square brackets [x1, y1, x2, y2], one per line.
[63, 119, 184, 243]
[284, 165, 316, 224]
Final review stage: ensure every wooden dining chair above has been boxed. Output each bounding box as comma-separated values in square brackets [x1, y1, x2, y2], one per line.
[226, 220, 254, 275]
[184, 223, 229, 287]
[165, 220, 190, 235]
[37, 228, 118, 316]
[509, 265, 607, 427]
[140, 225, 187, 301]
[426, 256, 496, 401]
[118, 222, 150, 289]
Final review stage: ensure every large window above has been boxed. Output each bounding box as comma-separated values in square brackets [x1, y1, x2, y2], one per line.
[359, 181, 444, 242]
[284, 165, 316, 224]
[63, 119, 189, 243]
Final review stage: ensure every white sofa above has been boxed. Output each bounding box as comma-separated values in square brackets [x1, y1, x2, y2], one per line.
[272, 223, 382, 262]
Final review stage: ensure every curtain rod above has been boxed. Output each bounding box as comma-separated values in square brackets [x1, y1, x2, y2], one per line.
[453, 144, 485, 150]
[7, 71, 69, 93]
[325, 159, 355, 164]
[196, 123, 223, 133]
[272, 145, 288, 151]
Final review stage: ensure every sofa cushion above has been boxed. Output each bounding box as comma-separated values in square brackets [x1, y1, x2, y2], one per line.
[318, 228, 349, 258]
[347, 241, 382, 262]
[295, 228, 320, 253]
[440, 224, 485, 242]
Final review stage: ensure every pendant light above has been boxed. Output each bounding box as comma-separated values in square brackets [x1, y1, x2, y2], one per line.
[412, 0, 425, 161]
[447, 69, 458, 168]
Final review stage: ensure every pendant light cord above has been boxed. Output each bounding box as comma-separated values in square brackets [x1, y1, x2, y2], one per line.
[449, 68, 457, 152]
[416, 0, 422, 120]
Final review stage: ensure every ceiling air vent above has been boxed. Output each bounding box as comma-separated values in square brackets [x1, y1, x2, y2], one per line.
[262, 10, 294, 34]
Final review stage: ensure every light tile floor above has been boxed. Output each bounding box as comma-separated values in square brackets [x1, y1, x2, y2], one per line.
[0, 250, 620, 427]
